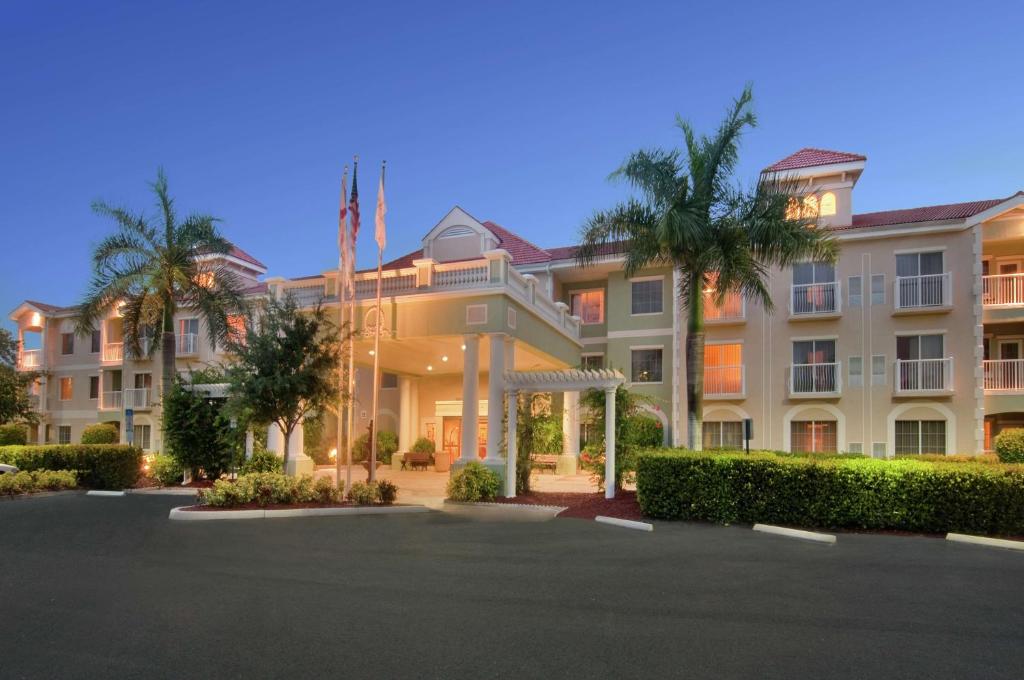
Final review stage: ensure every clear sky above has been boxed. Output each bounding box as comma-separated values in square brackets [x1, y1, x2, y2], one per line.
[3, 0, 1023, 332]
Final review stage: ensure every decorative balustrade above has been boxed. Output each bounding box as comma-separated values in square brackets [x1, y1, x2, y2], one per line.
[433, 262, 489, 288]
[790, 362, 841, 395]
[894, 273, 951, 310]
[102, 342, 123, 363]
[983, 359, 1024, 392]
[894, 357, 953, 393]
[983, 273, 1024, 307]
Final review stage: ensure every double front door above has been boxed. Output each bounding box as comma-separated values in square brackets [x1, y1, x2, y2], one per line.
[441, 417, 488, 463]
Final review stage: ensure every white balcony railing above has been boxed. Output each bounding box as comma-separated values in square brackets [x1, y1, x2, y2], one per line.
[983, 359, 1024, 392]
[177, 333, 198, 355]
[983, 273, 1024, 307]
[790, 282, 840, 316]
[790, 362, 841, 395]
[101, 391, 123, 410]
[102, 342, 123, 362]
[894, 357, 953, 393]
[704, 293, 745, 323]
[17, 349, 41, 370]
[124, 388, 152, 409]
[704, 365, 745, 396]
[894, 273, 951, 310]
[125, 338, 153, 359]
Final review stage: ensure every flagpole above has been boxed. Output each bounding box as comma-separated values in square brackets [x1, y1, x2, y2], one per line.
[368, 160, 386, 484]
[345, 156, 360, 494]
[335, 165, 348, 490]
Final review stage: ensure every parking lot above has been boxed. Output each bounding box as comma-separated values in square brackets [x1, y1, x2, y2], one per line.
[1, 493, 1022, 679]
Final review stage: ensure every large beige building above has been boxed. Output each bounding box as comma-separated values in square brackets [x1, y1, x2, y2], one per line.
[10, 147, 1024, 465]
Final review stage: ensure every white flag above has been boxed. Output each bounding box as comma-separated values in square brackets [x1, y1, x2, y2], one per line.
[375, 165, 387, 252]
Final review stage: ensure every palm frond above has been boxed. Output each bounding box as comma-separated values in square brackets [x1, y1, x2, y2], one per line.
[574, 200, 660, 273]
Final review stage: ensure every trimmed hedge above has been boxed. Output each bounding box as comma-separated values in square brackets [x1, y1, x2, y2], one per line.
[0, 423, 28, 446]
[636, 450, 1024, 536]
[81, 423, 119, 444]
[0, 470, 78, 495]
[0, 445, 141, 490]
[994, 428, 1024, 464]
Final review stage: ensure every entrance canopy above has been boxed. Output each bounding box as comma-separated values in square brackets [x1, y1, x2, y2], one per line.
[503, 368, 625, 499]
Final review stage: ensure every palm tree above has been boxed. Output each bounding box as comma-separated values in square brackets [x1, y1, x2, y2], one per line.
[75, 170, 248, 403]
[576, 86, 838, 450]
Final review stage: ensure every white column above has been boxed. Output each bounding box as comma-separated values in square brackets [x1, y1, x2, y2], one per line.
[562, 391, 580, 457]
[604, 387, 616, 500]
[398, 376, 413, 452]
[267, 423, 284, 455]
[486, 334, 505, 460]
[461, 334, 480, 462]
[244, 429, 254, 459]
[506, 389, 518, 497]
[410, 379, 419, 443]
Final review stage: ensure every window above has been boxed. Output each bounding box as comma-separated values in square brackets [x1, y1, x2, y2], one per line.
[791, 339, 837, 393]
[790, 420, 837, 453]
[896, 251, 943, 278]
[793, 262, 836, 286]
[802, 195, 819, 217]
[630, 348, 662, 383]
[631, 278, 663, 315]
[703, 421, 744, 449]
[381, 372, 398, 389]
[871, 355, 886, 385]
[871, 274, 885, 305]
[848, 442, 863, 454]
[896, 335, 946, 391]
[872, 442, 887, 458]
[91, 330, 101, 354]
[819, 192, 837, 216]
[133, 424, 152, 450]
[570, 290, 604, 325]
[848, 276, 862, 307]
[897, 334, 943, 361]
[61, 333, 74, 355]
[896, 252, 945, 307]
[581, 354, 604, 370]
[59, 377, 73, 401]
[848, 356, 863, 387]
[226, 314, 246, 346]
[58, 425, 71, 445]
[895, 420, 946, 455]
[792, 262, 837, 314]
[705, 343, 743, 395]
[89, 376, 99, 400]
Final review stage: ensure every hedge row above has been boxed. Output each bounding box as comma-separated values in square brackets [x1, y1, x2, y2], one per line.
[0, 445, 141, 490]
[636, 450, 1024, 536]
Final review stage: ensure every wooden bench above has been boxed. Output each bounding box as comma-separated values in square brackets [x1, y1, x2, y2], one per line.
[531, 454, 559, 473]
[402, 451, 432, 471]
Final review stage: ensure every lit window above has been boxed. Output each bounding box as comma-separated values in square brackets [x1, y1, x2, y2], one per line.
[570, 290, 604, 325]
[195, 272, 215, 288]
[895, 420, 946, 455]
[704, 344, 743, 395]
[790, 420, 837, 453]
[703, 421, 743, 449]
[631, 279, 663, 315]
[786, 198, 800, 220]
[59, 377, 73, 401]
[133, 424, 152, 450]
[802, 195, 819, 218]
[820, 192, 837, 216]
[630, 348, 662, 383]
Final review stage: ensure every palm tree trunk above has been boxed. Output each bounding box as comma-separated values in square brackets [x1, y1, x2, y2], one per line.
[160, 305, 175, 402]
[685, 272, 705, 451]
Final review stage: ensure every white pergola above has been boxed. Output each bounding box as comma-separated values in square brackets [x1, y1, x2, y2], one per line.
[504, 368, 626, 499]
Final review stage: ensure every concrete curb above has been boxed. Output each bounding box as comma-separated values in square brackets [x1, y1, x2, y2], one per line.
[946, 533, 1024, 552]
[127, 487, 199, 496]
[595, 516, 653, 532]
[87, 490, 126, 497]
[753, 524, 836, 545]
[443, 499, 569, 512]
[169, 504, 431, 521]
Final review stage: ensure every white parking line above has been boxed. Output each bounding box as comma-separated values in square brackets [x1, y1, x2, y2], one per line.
[946, 533, 1024, 552]
[753, 524, 836, 545]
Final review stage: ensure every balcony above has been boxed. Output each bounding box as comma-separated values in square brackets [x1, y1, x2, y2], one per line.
[789, 282, 841, 319]
[893, 273, 952, 313]
[125, 338, 154, 360]
[894, 358, 954, 395]
[703, 293, 745, 324]
[124, 388, 153, 409]
[101, 391, 123, 410]
[704, 365, 745, 399]
[102, 342, 123, 363]
[177, 333, 199, 355]
[17, 349, 41, 371]
[983, 359, 1024, 393]
[789, 362, 841, 398]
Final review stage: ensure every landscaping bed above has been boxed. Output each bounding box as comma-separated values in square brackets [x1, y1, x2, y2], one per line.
[490, 491, 643, 521]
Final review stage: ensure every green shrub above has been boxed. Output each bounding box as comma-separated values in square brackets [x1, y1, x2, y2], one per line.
[198, 473, 343, 507]
[0, 470, 77, 495]
[162, 376, 243, 478]
[348, 481, 378, 505]
[80, 423, 119, 445]
[376, 479, 398, 504]
[624, 414, 664, 448]
[897, 453, 1001, 464]
[994, 429, 1024, 464]
[150, 454, 184, 486]
[636, 449, 1024, 536]
[0, 444, 140, 489]
[353, 431, 399, 464]
[241, 449, 284, 474]
[0, 424, 28, 446]
[447, 462, 501, 502]
[313, 476, 341, 504]
[411, 437, 435, 455]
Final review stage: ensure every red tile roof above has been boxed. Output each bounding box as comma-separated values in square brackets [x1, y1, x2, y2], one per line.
[844, 195, 1018, 230]
[764, 148, 866, 172]
[23, 300, 76, 314]
[228, 245, 267, 270]
[481, 221, 553, 265]
[545, 242, 626, 262]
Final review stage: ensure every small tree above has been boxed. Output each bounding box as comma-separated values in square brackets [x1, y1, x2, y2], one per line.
[225, 296, 342, 473]
[0, 329, 37, 426]
[162, 369, 242, 479]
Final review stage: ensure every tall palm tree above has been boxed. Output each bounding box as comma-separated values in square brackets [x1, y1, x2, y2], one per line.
[576, 86, 838, 450]
[75, 170, 248, 403]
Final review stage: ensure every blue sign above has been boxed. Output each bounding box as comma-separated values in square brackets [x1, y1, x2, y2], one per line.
[125, 408, 135, 445]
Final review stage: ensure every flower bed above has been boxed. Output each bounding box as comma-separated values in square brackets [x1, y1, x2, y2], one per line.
[489, 491, 643, 521]
[0, 470, 78, 496]
[195, 473, 397, 508]
[637, 449, 1024, 536]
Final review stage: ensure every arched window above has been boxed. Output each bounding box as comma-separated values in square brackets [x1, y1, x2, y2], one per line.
[785, 198, 801, 220]
[819, 192, 837, 216]
[802, 195, 819, 218]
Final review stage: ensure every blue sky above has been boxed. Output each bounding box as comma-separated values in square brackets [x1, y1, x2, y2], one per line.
[3, 0, 1023, 332]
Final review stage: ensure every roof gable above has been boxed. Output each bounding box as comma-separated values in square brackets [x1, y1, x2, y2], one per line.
[764, 148, 867, 172]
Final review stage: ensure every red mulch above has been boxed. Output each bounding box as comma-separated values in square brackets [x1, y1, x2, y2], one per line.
[180, 501, 357, 512]
[490, 491, 644, 521]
